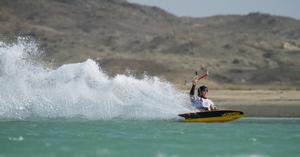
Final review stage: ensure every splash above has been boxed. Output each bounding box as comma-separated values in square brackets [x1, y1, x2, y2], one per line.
[0, 38, 191, 120]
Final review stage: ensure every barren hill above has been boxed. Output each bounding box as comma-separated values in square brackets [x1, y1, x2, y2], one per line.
[1, 0, 300, 89]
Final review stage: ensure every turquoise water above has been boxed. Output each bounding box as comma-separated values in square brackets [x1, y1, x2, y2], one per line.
[1, 39, 300, 157]
[1, 118, 300, 157]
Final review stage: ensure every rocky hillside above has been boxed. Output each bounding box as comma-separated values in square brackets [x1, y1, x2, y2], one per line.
[1, 0, 300, 89]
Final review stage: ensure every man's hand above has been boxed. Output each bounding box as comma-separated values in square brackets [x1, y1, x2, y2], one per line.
[192, 78, 198, 85]
[192, 71, 208, 85]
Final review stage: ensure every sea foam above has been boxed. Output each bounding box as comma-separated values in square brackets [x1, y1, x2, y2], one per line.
[0, 37, 190, 120]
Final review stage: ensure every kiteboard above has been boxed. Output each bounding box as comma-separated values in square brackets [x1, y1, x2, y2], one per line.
[178, 110, 244, 122]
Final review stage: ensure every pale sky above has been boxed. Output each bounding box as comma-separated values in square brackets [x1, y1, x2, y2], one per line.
[128, 0, 300, 20]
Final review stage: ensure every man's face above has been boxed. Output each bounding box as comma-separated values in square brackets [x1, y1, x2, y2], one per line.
[200, 89, 208, 97]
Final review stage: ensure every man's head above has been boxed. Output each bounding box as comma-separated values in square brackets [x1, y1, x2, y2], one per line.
[197, 85, 208, 98]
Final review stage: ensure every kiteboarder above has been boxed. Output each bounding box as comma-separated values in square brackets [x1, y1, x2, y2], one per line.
[190, 72, 217, 111]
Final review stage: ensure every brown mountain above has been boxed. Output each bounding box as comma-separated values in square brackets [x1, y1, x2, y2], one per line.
[1, 0, 300, 89]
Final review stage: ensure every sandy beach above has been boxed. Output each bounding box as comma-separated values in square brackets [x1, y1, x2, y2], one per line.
[207, 90, 300, 117]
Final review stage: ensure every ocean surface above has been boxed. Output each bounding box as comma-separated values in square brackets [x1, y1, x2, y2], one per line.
[1, 38, 300, 157]
[1, 118, 300, 157]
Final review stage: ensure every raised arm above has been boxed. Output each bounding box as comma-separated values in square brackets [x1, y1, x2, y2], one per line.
[190, 75, 198, 96]
[190, 84, 196, 96]
[190, 71, 208, 96]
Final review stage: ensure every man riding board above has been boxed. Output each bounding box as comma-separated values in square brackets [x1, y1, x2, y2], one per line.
[189, 71, 217, 111]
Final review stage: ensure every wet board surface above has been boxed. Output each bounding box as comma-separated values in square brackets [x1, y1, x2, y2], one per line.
[178, 110, 244, 122]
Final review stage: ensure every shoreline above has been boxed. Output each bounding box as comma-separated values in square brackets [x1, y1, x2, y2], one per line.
[204, 90, 300, 117]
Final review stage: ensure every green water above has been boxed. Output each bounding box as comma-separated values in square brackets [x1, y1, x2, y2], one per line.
[1, 118, 300, 157]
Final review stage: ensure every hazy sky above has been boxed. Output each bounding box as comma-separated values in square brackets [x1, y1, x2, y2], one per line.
[128, 0, 300, 20]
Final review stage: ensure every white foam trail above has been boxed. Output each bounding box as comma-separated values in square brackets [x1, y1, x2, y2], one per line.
[0, 37, 191, 120]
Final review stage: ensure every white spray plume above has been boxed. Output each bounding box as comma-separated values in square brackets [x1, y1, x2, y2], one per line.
[0, 37, 191, 120]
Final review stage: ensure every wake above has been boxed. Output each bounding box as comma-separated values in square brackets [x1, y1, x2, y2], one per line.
[0, 37, 191, 120]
